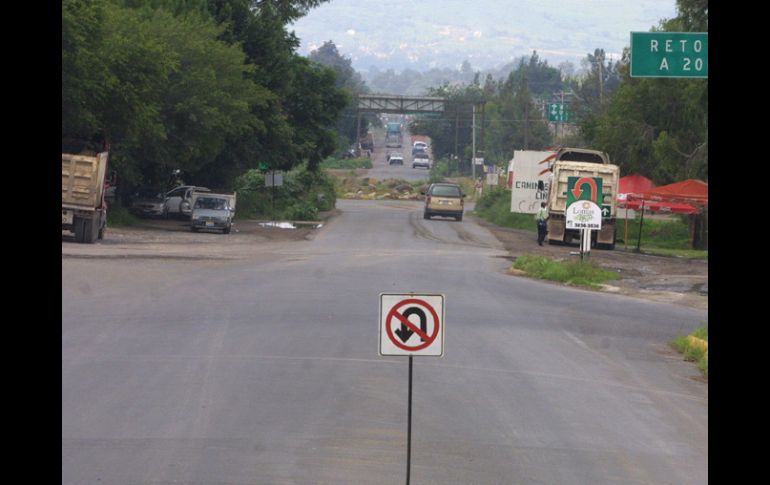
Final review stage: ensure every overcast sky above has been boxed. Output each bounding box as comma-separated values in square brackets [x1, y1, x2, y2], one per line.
[291, 0, 679, 72]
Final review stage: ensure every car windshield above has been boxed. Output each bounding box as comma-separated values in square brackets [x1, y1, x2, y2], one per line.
[135, 187, 162, 198]
[195, 197, 228, 210]
[431, 185, 461, 197]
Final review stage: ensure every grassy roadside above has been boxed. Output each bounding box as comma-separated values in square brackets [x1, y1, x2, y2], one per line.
[670, 325, 708, 377]
[512, 255, 620, 289]
[106, 205, 141, 227]
[320, 156, 373, 170]
[474, 187, 707, 259]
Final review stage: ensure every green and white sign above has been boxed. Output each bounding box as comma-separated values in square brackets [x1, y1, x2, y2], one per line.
[630, 32, 708, 78]
[566, 176, 603, 207]
[548, 103, 570, 122]
[566, 200, 602, 230]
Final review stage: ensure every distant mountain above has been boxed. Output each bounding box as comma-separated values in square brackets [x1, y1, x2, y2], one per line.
[291, 0, 676, 73]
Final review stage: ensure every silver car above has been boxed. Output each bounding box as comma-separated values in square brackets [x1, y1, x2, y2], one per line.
[163, 185, 210, 218]
[128, 187, 165, 217]
[190, 194, 235, 233]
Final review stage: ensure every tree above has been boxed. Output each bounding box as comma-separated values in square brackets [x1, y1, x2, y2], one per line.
[308, 41, 375, 149]
[577, 2, 708, 184]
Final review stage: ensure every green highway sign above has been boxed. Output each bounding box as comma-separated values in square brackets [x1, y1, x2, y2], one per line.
[548, 103, 570, 122]
[630, 32, 708, 78]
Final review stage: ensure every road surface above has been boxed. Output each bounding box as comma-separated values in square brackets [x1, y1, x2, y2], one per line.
[62, 198, 708, 484]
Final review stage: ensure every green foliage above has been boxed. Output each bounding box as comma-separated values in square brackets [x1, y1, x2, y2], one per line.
[320, 157, 373, 170]
[671, 324, 708, 377]
[576, 5, 708, 185]
[513, 255, 620, 288]
[233, 163, 336, 220]
[106, 205, 141, 227]
[474, 188, 537, 230]
[63, 0, 348, 202]
[616, 215, 695, 250]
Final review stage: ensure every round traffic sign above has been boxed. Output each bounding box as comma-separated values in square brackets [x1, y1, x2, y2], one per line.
[385, 298, 440, 351]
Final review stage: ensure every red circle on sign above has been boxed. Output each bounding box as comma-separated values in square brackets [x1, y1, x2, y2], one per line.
[385, 298, 440, 351]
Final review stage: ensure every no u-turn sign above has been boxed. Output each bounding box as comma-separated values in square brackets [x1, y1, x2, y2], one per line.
[379, 293, 445, 356]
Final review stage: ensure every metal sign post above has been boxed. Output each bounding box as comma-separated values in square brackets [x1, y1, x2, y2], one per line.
[379, 293, 445, 485]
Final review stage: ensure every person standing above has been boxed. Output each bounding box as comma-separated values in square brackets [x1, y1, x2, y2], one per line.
[535, 202, 549, 246]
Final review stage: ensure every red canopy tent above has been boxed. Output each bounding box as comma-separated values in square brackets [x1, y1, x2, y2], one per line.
[624, 179, 708, 250]
[618, 173, 655, 197]
[619, 175, 701, 214]
[636, 179, 708, 206]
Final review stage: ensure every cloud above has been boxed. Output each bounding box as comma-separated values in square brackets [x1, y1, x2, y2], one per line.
[347, 29, 356, 36]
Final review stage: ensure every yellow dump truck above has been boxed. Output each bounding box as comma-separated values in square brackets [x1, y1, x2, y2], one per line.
[62, 151, 109, 243]
[545, 148, 620, 249]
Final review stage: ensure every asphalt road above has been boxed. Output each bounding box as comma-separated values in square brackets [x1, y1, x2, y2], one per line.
[62, 198, 708, 484]
[365, 130, 433, 182]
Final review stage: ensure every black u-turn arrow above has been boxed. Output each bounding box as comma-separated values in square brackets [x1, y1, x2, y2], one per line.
[395, 307, 428, 343]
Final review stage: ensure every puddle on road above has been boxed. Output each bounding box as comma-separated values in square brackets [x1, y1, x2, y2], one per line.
[257, 221, 324, 230]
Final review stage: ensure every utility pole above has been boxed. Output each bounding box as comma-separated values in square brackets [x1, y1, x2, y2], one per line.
[560, 90, 565, 139]
[524, 102, 529, 150]
[472, 103, 476, 179]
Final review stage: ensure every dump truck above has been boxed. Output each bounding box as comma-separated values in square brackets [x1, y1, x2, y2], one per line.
[62, 151, 109, 243]
[385, 122, 402, 148]
[545, 148, 620, 249]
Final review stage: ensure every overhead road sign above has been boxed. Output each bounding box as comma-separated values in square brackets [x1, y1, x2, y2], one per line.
[630, 32, 708, 78]
[379, 294, 444, 357]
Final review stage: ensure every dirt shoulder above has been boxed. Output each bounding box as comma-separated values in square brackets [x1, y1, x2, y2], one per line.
[474, 217, 708, 311]
[61, 211, 340, 261]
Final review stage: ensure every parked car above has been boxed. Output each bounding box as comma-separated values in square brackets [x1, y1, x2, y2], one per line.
[190, 193, 236, 234]
[424, 182, 465, 221]
[389, 155, 404, 166]
[128, 186, 166, 217]
[163, 185, 211, 218]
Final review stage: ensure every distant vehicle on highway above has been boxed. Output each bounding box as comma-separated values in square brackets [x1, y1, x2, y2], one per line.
[389, 155, 404, 165]
[412, 153, 431, 169]
[424, 182, 465, 221]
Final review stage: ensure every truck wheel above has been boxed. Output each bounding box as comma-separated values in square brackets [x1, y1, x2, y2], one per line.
[423, 212, 430, 220]
[73, 217, 86, 243]
[79, 218, 98, 243]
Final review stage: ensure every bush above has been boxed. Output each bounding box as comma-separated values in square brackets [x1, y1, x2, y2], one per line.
[474, 187, 536, 231]
[670, 325, 708, 377]
[233, 163, 336, 220]
[107, 205, 140, 227]
[320, 157, 372, 170]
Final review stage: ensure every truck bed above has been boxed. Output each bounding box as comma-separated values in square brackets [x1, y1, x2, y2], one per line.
[62, 152, 109, 210]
